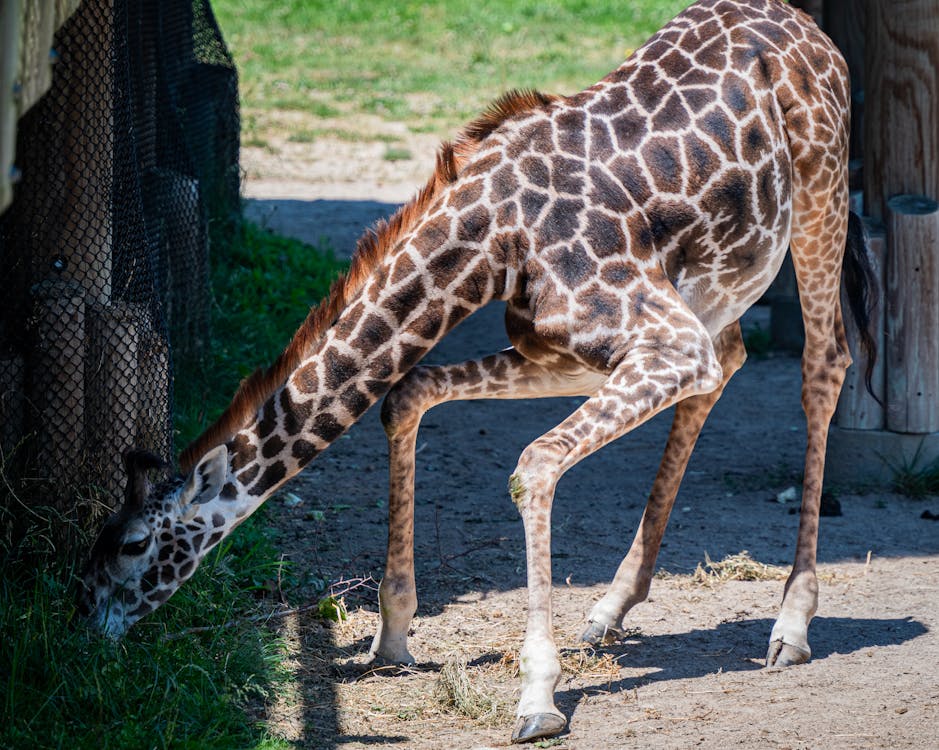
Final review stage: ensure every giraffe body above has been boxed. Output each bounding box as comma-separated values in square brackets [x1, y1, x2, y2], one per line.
[80, 1, 874, 742]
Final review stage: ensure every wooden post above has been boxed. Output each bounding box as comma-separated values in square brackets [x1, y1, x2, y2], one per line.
[825, 0, 865, 161]
[885, 195, 939, 433]
[0, 355, 24, 458]
[0, 0, 22, 215]
[789, 0, 824, 28]
[59, 0, 113, 304]
[836, 225, 885, 429]
[85, 302, 140, 502]
[136, 330, 171, 461]
[158, 169, 208, 354]
[29, 280, 85, 491]
[864, 0, 939, 222]
[16, 0, 56, 116]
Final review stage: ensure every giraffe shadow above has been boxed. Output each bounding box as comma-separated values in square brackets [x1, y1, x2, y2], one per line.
[551, 616, 928, 712]
[461, 615, 929, 718]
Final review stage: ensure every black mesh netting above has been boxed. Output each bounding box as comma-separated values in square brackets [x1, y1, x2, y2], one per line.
[0, 0, 239, 516]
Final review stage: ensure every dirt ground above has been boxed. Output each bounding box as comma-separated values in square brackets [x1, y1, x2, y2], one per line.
[240, 135, 939, 749]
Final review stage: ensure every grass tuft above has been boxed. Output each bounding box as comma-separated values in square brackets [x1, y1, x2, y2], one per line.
[435, 659, 507, 725]
[689, 551, 788, 586]
[886, 445, 939, 498]
[382, 146, 413, 162]
[656, 551, 788, 588]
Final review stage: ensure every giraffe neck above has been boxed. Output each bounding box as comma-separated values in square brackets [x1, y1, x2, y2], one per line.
[198, 201, 510, 532]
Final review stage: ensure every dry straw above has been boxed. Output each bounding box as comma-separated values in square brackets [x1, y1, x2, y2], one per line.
[692, 550, 789, 584]
[435, 659, 508, 726]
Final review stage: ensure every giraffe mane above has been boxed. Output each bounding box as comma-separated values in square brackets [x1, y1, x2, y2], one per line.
[178, 88, 557, 475]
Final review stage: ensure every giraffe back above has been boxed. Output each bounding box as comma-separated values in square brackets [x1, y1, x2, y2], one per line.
[458, 0, 850, 364]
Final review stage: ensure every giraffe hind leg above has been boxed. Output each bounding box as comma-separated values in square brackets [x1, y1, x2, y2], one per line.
[766, 155, 852, 668]
[582, 322, 747, 645]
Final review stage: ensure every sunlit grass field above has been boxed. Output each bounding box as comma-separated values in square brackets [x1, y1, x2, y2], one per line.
[215, 0, 691, 136]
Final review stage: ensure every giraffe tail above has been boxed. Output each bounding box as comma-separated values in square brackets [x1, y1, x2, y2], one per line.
[842, 210, 880, 402]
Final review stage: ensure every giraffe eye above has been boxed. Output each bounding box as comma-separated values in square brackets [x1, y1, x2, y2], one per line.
[121, 537, 150, 556]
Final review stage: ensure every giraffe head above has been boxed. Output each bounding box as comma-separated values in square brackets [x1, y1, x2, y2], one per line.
[77, 446, 231, 637]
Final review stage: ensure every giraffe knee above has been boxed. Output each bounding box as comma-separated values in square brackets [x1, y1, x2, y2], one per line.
[381, 367, 435, 437]
[510, 438, 566, 510]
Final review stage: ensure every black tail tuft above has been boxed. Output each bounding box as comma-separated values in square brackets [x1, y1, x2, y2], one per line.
[842, 211, 879, 401]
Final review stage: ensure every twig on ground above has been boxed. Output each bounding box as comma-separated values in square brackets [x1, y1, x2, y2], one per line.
[161, 575, 378, 641]
[433, 504, 504, 586]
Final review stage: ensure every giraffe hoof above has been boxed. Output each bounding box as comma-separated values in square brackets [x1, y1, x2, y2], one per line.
[765, 639, 811, 668]
[365, 649, 416, 667]
[580, 620, 622, 646]
[511, 712, 567, 743]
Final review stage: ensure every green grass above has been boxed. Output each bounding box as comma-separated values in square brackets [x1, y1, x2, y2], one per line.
[1, 222, 347, 749]
[0, 503, 292, 749]
[214, 0, 692, 135]
[383, 145, 414, 162]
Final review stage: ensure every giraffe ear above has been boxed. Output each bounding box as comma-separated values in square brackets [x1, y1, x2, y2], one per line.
[122, 449, 168, 512]
[178, 445, 229, 519]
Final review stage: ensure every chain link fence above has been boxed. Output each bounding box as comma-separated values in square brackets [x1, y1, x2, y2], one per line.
[0, 0, 239, 525]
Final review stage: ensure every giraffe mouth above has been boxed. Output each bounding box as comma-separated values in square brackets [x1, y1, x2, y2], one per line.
[90, 599, 130, 639]
[78, 581, 134, 639]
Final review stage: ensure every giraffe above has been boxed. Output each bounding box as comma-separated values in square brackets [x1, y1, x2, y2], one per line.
[79, 0, 877, 742]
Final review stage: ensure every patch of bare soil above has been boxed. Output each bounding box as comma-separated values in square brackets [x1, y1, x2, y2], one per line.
[242, 140, 939, 749]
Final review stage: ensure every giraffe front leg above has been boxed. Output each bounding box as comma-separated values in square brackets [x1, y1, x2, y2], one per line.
[370, 354, 604, 664]
[583, 323, 746, 645]
[510, 336, 722, 743]
[368, 369, 431, 664]
[511, 463, 566, 743]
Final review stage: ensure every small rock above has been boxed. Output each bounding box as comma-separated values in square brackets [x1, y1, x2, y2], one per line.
[786, 491, 842, 516]
[921, 509, 939, 521]
[776, 486, 798, 504]
[282, 491, 304, 508]
[820, 490, 842, 517]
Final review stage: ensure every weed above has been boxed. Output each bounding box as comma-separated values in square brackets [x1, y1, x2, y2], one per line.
[287, 129, 317, 143]
[743, 322, 772, 357]
[886, 443, 939, 498]
[383, 146, 413, 162]
[309, 101, 340, 118]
